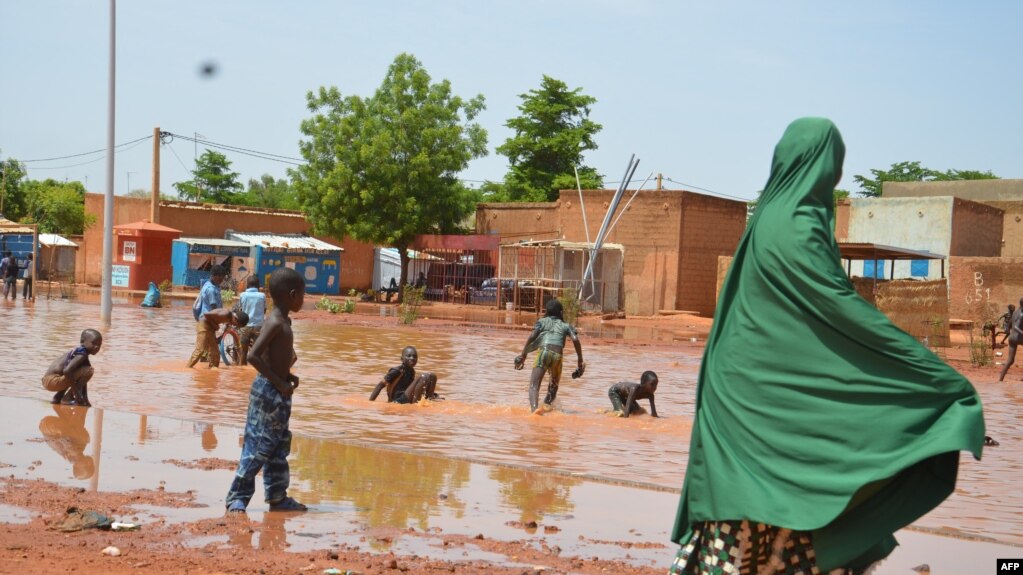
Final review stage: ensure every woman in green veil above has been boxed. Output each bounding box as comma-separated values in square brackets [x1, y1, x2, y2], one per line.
[669, 118, 985, 574]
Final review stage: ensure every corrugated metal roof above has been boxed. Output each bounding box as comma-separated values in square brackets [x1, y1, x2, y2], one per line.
[176, 237, 252, 248]
[227, 232, 343, 252]
[39, 233, 78, 247]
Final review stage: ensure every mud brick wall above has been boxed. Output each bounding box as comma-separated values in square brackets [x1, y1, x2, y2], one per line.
[984, 201, 1023, 257]
[559, 190, 684, 316]
[82, 194, 374, 289]
[949, 198, 1003, 257]
[475, 202, 560, 243]
[834, 199, 850, 242]
[677, 193, 747, 317]
[949, 257, 1023, 327]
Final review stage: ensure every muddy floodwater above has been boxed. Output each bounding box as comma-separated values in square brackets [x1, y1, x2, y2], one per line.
[3, 298, 1023, 559]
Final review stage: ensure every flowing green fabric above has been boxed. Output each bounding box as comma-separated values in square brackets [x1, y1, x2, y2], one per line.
[671, 118, 985, 572]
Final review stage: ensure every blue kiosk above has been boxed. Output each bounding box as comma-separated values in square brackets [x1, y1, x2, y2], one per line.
[227, 232, 343, 295]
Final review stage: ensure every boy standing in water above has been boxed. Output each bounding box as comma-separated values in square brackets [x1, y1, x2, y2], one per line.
[608, 371, 659, 418]
[369, 346, 439, 403]
[514, 299, 584, 414]
[42, 329, 102, 406]
[226, 267, 307, 513]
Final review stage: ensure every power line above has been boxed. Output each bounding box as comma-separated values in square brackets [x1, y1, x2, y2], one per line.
[163, 132, 306, 165]
[662, 177, 751, 202]
[19, 135, 153, 163]
[23, 138, 152, 170]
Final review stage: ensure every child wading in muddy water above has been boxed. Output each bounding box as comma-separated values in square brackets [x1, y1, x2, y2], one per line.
[514, 299, 584, 415]
[608, 371, 659, 418]
[369, 345, 439, 404]
[42, 329, 102, 407]
[225, 267, 307, 513]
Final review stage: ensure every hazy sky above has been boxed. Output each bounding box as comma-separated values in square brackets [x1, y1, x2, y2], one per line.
[2, 1, 1020, 202]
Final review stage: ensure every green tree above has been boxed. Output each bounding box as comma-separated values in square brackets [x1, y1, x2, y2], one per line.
[173, 149, 243, 203]
[853, 161, 998, 197]
[125, 188, 175, 201]
[0, 157, 27, 220]
[292, 53, 487, 296]
[240, 174, 300, 210]
[493, 75, 603, 202]
[21, 179, 94, 234]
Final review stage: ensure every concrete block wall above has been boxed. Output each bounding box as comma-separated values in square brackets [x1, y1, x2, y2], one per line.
[677, 193, 747, 317]
[848, 197, 953, 280]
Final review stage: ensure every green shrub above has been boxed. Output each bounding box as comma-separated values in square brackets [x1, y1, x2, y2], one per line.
[315, 295, 341, 314]
[558, 287, 583, 326]
[342, 298, 356, 314]
[399, 285, 426, 325]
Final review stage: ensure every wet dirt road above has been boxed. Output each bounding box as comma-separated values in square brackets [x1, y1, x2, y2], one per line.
[3, 298, 1022, 552]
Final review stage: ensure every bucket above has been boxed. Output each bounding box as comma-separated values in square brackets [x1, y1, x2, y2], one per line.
[505, 302, 514, 311]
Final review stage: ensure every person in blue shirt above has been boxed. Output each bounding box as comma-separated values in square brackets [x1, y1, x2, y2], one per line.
[199, 264, 227, 316]
[237, 275, 266, 366]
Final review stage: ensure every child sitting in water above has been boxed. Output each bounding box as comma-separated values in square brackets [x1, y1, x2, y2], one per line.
[608, 371, 659, 418]
[369, 346, 439, 404]
[42, 329, 103, 406]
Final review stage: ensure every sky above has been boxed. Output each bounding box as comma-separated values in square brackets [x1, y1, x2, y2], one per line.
[1, 1, 1021, 202]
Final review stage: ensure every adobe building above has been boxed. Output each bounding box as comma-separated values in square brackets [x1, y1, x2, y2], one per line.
[80, 193, 374, 290]
[477, 189, 748, 317]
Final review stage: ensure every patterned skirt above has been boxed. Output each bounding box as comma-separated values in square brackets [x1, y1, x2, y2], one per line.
[668, 521, 857, 575]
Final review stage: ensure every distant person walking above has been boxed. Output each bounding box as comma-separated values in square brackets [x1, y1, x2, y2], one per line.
[22, 253, 34, 301]
[669, 118, 985, 575]
[998, 298, 1023, 382]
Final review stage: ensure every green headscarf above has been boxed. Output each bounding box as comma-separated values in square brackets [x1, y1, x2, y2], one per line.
[671, 117, 985, 571]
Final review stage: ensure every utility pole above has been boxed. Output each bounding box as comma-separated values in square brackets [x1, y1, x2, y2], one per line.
[151, 126, 160, 222]
[101, 0, 116, 326]
[656, 173, 663, 191]
[126, 171, 136, 194]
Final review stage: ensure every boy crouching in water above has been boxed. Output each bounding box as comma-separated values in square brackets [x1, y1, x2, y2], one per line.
[608, 370, 659, 418]
[188, 307, 248, 369]
[42, 329, 102, 406]
[368, 346, 439, 404]
[225, 267, 306, 513]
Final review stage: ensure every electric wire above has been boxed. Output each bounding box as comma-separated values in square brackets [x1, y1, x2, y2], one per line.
[22, 138, 153, 171]
[19, 135, 153, 163]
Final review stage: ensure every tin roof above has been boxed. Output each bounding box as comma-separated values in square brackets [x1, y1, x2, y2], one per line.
[227, 232, 343, 252]
[176, 237, 252, 248]
[38, 233, 78, 247]
[0, 216, 34, 234]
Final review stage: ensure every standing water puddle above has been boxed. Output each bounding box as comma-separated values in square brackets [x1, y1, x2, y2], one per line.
[2, 299, 1022, 553]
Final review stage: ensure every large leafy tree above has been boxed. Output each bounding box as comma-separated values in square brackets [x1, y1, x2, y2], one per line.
[490, 75, 602, 202]
[853, 161, 998, 197]
[240, 174, 300, 210]
[0, 157, 27, 220]
[292, 53, 487, 295]
[173, 149, 243, 204]
[21, 179, 94, 234]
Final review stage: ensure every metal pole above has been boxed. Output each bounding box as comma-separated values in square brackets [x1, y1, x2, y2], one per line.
[605, 171, 654, 238]
[151, 127, 161, 222]
[100, 0, 116, 325]
[574, 166, 592, 246]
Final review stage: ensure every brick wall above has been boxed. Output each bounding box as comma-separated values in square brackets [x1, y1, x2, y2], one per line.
[559, 190, 684, 316]
[948, 256, 1023, 327]
[949, 198, 1003, 257]
[835, 198, 850, 242]
[82, 194, 374, 289]
[475, 202, 559, 243]
[678, 193, 747, 316]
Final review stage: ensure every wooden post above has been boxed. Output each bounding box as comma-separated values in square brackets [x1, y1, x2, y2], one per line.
[151, 126, 161, 223]
[656, 173, 663, 191]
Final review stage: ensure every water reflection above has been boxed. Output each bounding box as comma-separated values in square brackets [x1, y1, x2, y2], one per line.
[38, 404, 94, 479]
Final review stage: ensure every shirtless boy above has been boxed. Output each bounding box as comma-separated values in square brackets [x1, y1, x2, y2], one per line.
[42, 329, 102, 406]
[369, 346, 439, 404]
[608, 370, 659, 418]
[225, 267, 306, 513]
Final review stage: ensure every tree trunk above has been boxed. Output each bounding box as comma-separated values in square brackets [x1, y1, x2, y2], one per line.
[397, 243, 410, 303]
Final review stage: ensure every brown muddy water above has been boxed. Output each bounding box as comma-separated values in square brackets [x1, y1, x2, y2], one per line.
[2, 298, 1022, 565]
